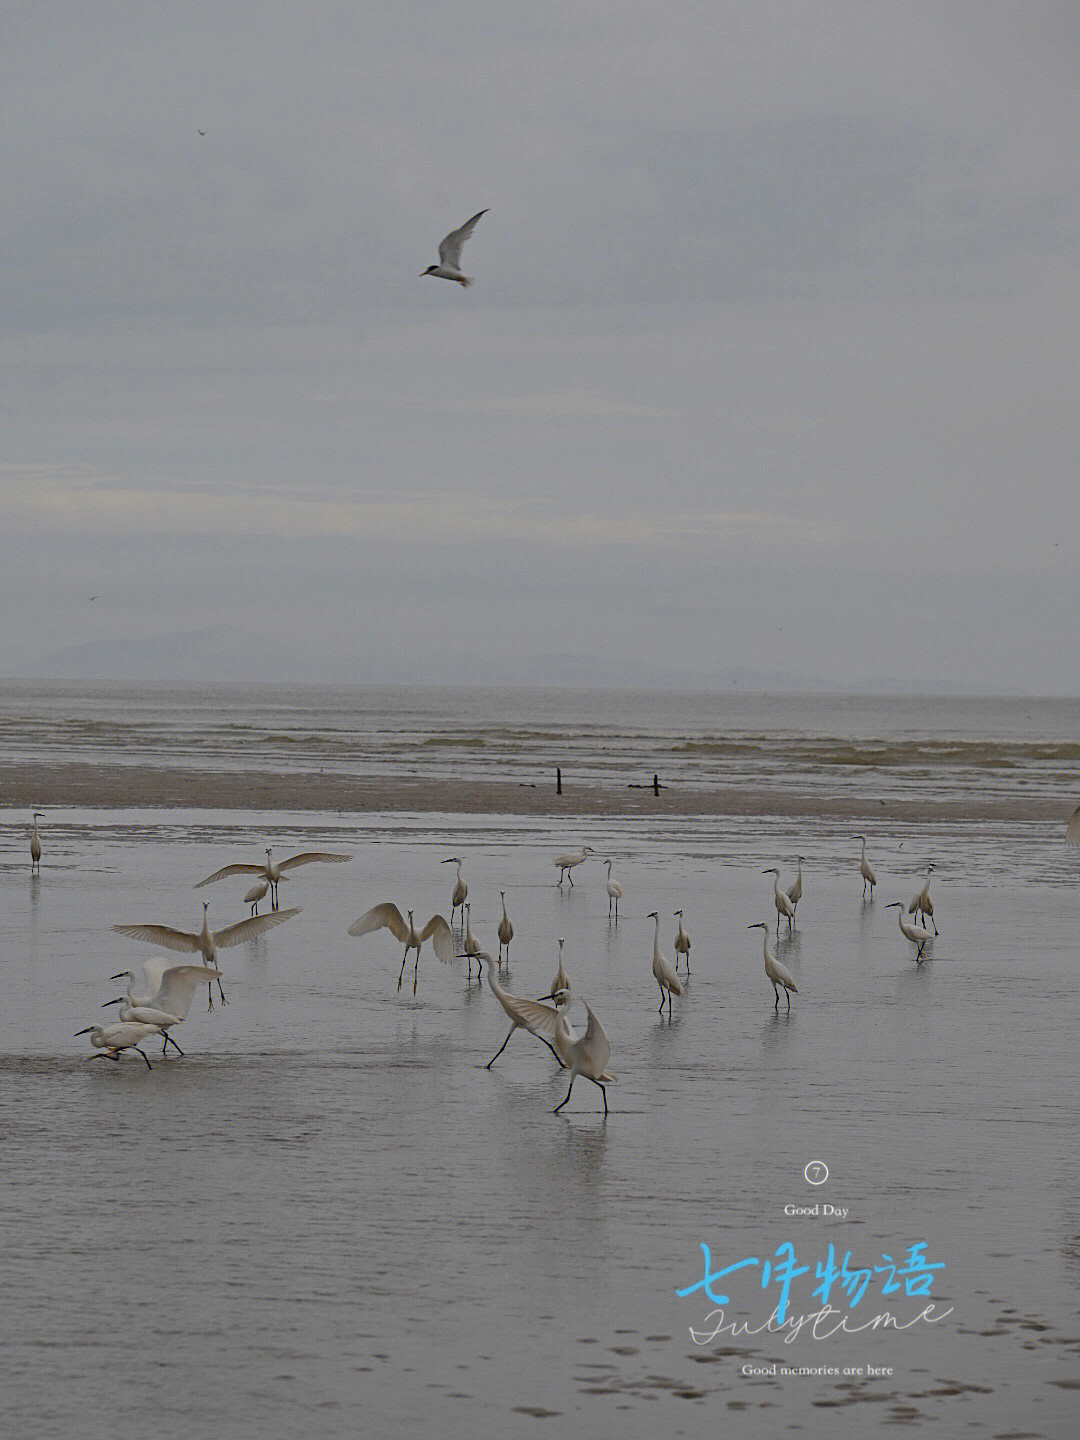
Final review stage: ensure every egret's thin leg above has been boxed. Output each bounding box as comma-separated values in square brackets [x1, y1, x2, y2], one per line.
[568, 871, 574, 886]
[486, 1026, 517, 1069]
[135, 1047, 152, 1071]
[554, 1076, 575, 1113]
[774, 986, 780, 1010]
[397, 948, 409, 991]
[658, 986, 665, 1013]
[217, 977, 228, 1006]
[543, 1039, 566, 1068]
[592, 1079, 608, 1116]
[166, 1034, 184, 1056]
[412, 956, 420, 996]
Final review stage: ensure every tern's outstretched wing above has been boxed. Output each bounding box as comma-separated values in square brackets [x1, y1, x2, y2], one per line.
[212, 907, 301, 948]
[150, 965, 223, 1021]
[113, 924, 200, 954]
[438, 209, 487, 269]
[348, 902, 408, 941]
[418, 914, 455, 963]
[196, 862, 267, 887]
[279, 850, 352, 872]
[1067, 803, 1080, 846]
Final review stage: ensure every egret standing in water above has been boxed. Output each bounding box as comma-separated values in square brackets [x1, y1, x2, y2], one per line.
[75, 1022, 163, 1070]
[113, 902, 300, 1008]
[673, 910, 692, 973]
[444, 857, 468, 926]
[545, 937, 571, 1003]
[553, 845, 593, 887]
[856, 834, 877, 899]
[553, 1002, 615, 1116]
[476, 952, 568, 1069]
[786, 857, 804, 918]
[885, 901, 934, 962]
[605, 859, 623, 919]
[30, 812, 43, 873]
[908, 864, 938, 934]
[764, 868, 795, 935]
[348, 903, 455, 995]
[647, 910, 683, 1015]
[497, 891, 514, 966]
[461, 903, 484, 980]
[747, 922, 798, 1010]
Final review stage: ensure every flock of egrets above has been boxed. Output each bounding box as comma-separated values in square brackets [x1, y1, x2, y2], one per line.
[25, 810, 945, 1113]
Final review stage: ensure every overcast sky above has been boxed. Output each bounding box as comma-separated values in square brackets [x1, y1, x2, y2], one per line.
[2, 2, 1078, 692]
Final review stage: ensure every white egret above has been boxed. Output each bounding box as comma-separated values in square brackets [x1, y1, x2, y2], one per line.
[908, 864, 938, 934]
[648, 910, 683, 1015]
[497, 891, 514, 965]
[786, 857, 804, 917]
[245, 877, 273, 915]
[764, 867, 795, 935]
[197, 846, 350, 910]
[107, 962, 223, 1052]
[673, 910, 692, 973]
[1067, 804, 1080, 846]
[421, 209, 487, 287]
[554, 844, 593, 887]
[553, 1002, 615, 1116]
[102, 994, 185, 1055]
[462, 902, 483, 980]
[856, 834, 877, 899]
[444, 857, 468, 926]
[30, 811, 43, 873]
[75, 1022, 162, 1070]
[747, 922, 798, 1010]
[545, 937, 570, 1002]
[113, 902, 301, 1008]
[605, 859, 623, 919]
[348, 903, 455, 995]
[476, 951, 568, 1069]
[885, 901, 933, 962]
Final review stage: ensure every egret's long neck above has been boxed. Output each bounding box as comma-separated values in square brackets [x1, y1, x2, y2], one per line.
[653, 914, 662, 957]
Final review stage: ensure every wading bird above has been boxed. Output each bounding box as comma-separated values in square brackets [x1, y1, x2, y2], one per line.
[554, 844, 593, 887]
[348, 903, 455, 995]
[856, 834, 877, 899]
[673, 910, 692, 973]
[764, 867, 795, 935]
[885, 901, 934, 962]
[605, 859, 623, 919]
[244, 878, 272, 915]
[107, 962, 223, 1052]
[553, 1002, 615, 1116]
[30, 812, 43, 873]
[75, 1022, 163, 1070]
[497, 891, 514, 965]
[476, 951, 568, 1069]
[747, 922, 798, 1010]
[444, 857, 468, 926]
[786, 857, 804, 918]
[421, 209, 487, 287]
[648, 910, 683, 1015]
[546, 937, 570, 1003]
[101, 994, 185, 1055]
[113, 902, 300, 1008]
[462, 903, 484, 980]
[908, 864, 938, 934]
[197, 846, 350, 910]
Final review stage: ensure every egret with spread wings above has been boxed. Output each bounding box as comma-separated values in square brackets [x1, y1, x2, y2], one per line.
[348, 903, 455, 996]
[113, 901, 300, 1008]
[197, 846, 350, 909]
